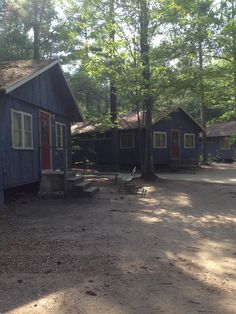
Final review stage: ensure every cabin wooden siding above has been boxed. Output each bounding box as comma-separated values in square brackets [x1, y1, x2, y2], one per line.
[0, 93, 72, 190]
[73, 132, 113, 165]
[152, 110, 201, 164]
[119, 129, 141, 165]
[10, 64, 80, 122]
[2, 94, 41, 188]
[206, 137, 236, 161]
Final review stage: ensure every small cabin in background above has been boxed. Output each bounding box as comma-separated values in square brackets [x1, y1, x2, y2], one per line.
[0, 59, 83, 207]
[206, 121, 236, 161]
[72, 107, 204, 168]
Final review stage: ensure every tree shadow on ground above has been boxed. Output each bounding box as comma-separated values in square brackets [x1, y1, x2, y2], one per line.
[0, 180, 236, 313]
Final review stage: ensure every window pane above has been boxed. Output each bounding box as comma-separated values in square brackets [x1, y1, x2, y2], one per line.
[221, 137, 230, 149]
[62, 125, 66, 147]
[13, 112, 22, 131]
[12, 110, 33, 149]
[24, 132, 32, 148]
[185, 135, 195, 148]
[13, 130, 22, 147]
[24, 115, 32, 132]
[13, 112, 22, 147]
[56, 124, 62, 148]
[154, 133, 166, 148]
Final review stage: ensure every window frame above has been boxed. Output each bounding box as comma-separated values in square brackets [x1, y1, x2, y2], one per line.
[184, 133, 195, 149]
[120, 132, 135, 149]
[55, 122, 67, 150]
[153, 131, 167, 149]
[11, 109, 33, 150]
[220, 136, 231, 150]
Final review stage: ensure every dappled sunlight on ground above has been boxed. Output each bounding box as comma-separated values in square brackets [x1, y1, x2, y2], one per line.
[1, 178, 236, 313]
[157, 162, 236, 185]
[137, 214, 161, 224]
[199, 213, 236, 224]
[6, 291, 65, 314]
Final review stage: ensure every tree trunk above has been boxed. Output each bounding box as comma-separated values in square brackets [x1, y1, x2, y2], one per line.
[231, 0, 236, 111]
[198, 38, 207, 162]
[109, 0, 119, 169]
[110, 80, 119, 168]
[33, 22, 40, 59]
[136, 107, 144, 168]
[139, 0, 155, 179]
[32, 0, 46, 60]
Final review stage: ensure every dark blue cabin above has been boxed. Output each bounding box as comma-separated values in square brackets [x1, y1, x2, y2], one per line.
[0, 59, 83, 207]
[205, 121, 236, 161]
[72, 107, 204, 167]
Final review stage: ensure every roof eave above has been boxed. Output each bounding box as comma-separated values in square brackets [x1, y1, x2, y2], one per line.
[57, 62, 84, 122]
[177, 107, 205, 132]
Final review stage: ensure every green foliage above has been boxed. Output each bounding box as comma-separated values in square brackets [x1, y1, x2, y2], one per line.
[209, 110, 236, 123]
[1, 0, 236, 128]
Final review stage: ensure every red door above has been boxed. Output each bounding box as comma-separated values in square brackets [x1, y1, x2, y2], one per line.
[40, 111, 51, 170]
[171, 129, 180, 159]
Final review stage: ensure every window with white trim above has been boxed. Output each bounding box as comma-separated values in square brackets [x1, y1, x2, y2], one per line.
[12, 109, 33, 149]
[153, 131, 167, 148]
[120, 133, 135, 149]
[56, 122, 66, 149]
[220, 136, 231, 149]
[184, 133, 195, 148]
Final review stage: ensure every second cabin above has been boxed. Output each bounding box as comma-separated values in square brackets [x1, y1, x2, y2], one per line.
[205, 121, 236, 162]
[72, 107, 204, 168]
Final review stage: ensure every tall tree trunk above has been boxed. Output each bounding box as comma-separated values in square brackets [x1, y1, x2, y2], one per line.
[198, 38, 207, 162]
[109, 0, 119, 169]
[139, 0, 155, 179]
[33, 22, 40, 59]
[231, 0, 236, 111]
[32, 0, 46, 60]
[136, 103, 144, 167]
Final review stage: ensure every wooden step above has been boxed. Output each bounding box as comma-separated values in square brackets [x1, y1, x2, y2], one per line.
[73, 181, 92, 192]
[83, 186, 100, 196]
[67, 176, 84, 192]
[67, 170, 77, 178]
[67, 176, 84, 183]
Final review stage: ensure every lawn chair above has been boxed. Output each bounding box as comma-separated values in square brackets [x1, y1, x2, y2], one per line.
[118, 167, 137, 193]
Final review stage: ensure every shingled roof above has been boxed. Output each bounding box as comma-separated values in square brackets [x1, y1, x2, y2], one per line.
[71, 111, 148, 134]
[0, 59, 57, 92]
[207, 121, 236, 137]
[72, 107, 204, 134]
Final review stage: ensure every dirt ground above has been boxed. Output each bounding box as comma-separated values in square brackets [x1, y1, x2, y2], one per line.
[1, 171, 236, 313]
[157, 162, 236, 185]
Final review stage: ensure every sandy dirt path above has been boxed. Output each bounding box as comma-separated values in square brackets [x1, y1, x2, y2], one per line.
[0, 178, 236, 314]
[157, 162, 236, 185]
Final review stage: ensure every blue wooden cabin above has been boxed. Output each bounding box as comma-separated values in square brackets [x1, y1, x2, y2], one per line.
[0, 59, 83, 206]
[72, 107, 204, 167]
[205, 121, 236, 161]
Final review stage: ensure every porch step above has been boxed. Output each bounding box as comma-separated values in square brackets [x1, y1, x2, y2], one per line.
[67, 170, 77, 178]
[67, 176, 84, 192]
[73, 180, 93, 192]
[67, 176, 84, 184]
[83, 186, 100, 196]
